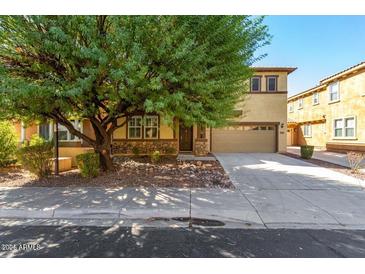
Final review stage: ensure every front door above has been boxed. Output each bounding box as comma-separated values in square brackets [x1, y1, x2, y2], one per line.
[179, 124, 193, 151]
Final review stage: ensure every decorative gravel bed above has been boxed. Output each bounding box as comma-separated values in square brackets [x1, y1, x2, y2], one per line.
[0, 156, 234, 188]
[282, 152, 365, 181]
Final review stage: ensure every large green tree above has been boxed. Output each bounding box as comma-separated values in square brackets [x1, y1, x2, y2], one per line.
[0, 16, 270, 170]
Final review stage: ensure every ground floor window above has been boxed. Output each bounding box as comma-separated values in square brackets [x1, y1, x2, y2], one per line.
[128, 115, 159, 139]
[302, 124, 311, 137]
[39, 122, 53, 140]
[144, 116, 158, 139]
[334, 117, 356, 138]
[128, 116, 142, 139]
[58, 120, 82, 141]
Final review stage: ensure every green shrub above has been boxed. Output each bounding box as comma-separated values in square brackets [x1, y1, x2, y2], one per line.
[300, 145, 314, 159]
[164, 146, 177, 155]
[17, 141, 54, 177]
[132, 146, 140, 156]
[0, 121, 18, 167]
[29, 134, 47, 146]
[76, 152, 100, 178]
[150, 150, 161, 164]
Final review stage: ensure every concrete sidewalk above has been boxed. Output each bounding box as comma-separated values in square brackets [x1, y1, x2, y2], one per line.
[287, 146, 365, 170]
[2, 153, 365, 230]
[0, 186, 264, 229]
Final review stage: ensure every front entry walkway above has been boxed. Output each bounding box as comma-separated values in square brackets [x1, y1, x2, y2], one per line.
[215, 153, 365, 229]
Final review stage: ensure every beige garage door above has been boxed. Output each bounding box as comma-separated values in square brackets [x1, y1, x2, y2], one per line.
[212, 125, 276, 153]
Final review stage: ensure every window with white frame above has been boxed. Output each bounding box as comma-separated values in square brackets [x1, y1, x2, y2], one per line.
[298, 98, 303, 109]
[128, 116, 142, 139]
[144, 116, 158, 139]
[329, 81, 340, 102]
[333, 117, 356, 138]
[267, 76, 277, 92]
[58, 120, 81, 141]
[345, 117, 355, 137]
[39, 122, 53, 140]
[313, 92, 319, 105]
[250, 77, 261, 92]
[289, 103, 294, 113]
[303, 124, 311, 137]
[334, 119, 343, 137]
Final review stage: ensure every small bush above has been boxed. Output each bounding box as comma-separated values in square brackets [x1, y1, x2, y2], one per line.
[347, 151, 365, 174]
[150, 150, 161, 164]
[76, 152, 100, 178]
[0, 121, 18, 167]
[164, 146, 177, 155]
[300, 145, 314, 159]
[17, 141, 54, 178]
[132, 146, 140, 156]
[29, 134, 48, 146]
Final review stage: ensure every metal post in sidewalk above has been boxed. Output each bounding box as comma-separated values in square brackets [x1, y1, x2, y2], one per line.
[54, 120, 59, 175]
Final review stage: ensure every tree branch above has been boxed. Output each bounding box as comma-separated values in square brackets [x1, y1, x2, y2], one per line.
[50, 110, 96, 147]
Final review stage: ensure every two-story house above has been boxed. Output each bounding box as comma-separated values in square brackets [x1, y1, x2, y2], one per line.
[287, 61, 365, 153]
[14, 66, 296, 165]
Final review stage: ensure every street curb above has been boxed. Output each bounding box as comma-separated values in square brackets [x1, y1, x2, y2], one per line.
[0, 208, 54, 219]
[53, 208, 120, 219]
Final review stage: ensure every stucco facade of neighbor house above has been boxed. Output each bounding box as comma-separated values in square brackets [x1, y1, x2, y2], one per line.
[13, 66, 295, 166]
[287, 61, 365, 153]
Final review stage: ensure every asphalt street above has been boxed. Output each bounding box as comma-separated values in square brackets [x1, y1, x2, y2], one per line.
[1, 225, 365, 258]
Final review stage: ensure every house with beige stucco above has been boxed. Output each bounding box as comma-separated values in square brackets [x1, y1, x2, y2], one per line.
[13, 66, 296, 165]
[287, 61, 365, 153]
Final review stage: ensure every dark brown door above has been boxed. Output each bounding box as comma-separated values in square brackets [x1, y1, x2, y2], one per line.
[179, 124, 193, 151]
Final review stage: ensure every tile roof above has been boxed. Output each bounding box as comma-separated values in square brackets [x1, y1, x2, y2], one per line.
[320, 61, 365, 84]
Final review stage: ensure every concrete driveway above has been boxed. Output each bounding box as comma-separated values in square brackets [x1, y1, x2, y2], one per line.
[215, 153, 365, 229]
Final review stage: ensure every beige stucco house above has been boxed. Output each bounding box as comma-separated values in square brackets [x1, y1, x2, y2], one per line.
[287, 61, 365, 153]
[14, 66, 296, 165]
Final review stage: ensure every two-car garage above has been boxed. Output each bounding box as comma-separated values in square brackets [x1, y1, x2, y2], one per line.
[211, 124, 278, 153]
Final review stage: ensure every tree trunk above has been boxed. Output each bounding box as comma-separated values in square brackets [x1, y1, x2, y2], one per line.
[90, 120, 114, 172]
[97, 146, 114, 172]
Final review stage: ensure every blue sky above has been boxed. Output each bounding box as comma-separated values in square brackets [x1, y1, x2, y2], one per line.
[254, 16, 365, 96]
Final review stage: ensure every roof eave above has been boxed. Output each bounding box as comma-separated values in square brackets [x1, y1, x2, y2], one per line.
[252, 67, 297, 74]
[319, 62, 365, 84]
[288, 84, 326, 101]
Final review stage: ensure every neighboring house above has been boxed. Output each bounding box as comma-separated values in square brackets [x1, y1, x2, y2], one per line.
[287, 61, 365, 153]
[14, 66, 295, 165]
[14, 120, 94, 166]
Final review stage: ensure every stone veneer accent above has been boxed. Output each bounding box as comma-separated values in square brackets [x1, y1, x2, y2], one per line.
[112, 140, 178, 155]
[194, 138, 208, 156]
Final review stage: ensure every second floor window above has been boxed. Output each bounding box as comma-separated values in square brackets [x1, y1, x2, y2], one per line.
[267, 76, 277, 92]
[251, 77, 261, 92]
[329, 82, 340, 102]
[298, 98, 303, 109]
[313, 92, 319, 105]
[289, 103, 294, 113]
